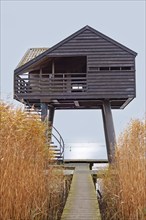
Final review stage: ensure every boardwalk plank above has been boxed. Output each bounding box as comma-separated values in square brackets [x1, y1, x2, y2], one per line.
[61, 163, 101, 220]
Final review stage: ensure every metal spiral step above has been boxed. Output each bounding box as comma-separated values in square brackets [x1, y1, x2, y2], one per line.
[24, 104, 64, 162]
[49, 143, 63, 161]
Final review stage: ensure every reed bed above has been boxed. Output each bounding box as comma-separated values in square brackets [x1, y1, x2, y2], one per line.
[102, 119, 146, 220]
[0, 103, 66, 220]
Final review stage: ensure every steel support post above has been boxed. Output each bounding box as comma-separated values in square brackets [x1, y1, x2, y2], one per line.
[41, 103, 48, 122]
[48, 106, 55, 143]
[48, 106, 55, 126]
[102, 100, 116, 163]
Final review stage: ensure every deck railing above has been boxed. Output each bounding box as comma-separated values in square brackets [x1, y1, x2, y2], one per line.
[14, 73, 87, 95]
[14, 71, 134, 102]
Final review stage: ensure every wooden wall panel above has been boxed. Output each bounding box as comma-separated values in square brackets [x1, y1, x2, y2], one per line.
[48, 29, 135, 98]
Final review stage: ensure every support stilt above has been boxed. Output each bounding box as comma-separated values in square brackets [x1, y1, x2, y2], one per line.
[41, 103, 48, 122]
[48, 106, 55, 143]
[102, 100, 116, 163]
[48, 106, 55, 126]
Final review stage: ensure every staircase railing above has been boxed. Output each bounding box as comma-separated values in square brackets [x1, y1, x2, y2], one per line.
[52, 126, 65, 160]
[22, 100, 65, 161]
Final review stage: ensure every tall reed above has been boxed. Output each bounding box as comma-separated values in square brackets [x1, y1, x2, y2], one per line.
[0, 103, 65, 220]
[102, 119, 146, 220]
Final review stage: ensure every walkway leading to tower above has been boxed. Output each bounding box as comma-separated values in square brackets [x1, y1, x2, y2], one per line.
[61, 163, 101, 220]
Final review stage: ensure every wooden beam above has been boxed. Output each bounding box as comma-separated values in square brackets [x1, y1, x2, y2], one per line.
[52, 60, 55, 76]
[52, 99, 60, 104]
[74, 101, 80, 107]
[120, 97, 133, 109]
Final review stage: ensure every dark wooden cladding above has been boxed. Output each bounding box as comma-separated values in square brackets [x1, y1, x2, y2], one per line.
[15, 70, 135, 93]
[14, 26, 137, 109]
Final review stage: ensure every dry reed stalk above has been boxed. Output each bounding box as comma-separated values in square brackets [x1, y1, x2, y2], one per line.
[102, 119, 146, 220]
[0, 103, 65, 220]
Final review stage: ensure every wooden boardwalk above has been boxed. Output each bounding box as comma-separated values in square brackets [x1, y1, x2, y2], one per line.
[61, 163, 101, 220]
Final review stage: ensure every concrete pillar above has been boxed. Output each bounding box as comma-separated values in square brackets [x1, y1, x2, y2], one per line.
[102, 100, 116, 163]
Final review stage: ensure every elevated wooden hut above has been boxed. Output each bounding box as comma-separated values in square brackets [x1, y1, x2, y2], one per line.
[14, 25, 137, 162]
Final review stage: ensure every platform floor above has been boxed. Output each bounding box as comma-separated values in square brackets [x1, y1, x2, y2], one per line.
[61, 163, 101, 220]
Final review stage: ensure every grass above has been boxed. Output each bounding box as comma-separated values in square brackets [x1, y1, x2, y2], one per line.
[0, 103, 66, 220]
[1, 102, 145, 219]
[101, 119, 146, 220]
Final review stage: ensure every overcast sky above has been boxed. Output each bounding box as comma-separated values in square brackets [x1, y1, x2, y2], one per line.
[1, 1, 145, 158]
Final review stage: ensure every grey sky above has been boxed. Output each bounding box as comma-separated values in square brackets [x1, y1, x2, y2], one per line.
[1, 1, 145, 156]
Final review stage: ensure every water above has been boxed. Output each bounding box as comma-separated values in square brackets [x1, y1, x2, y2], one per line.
[64, 142, 108, 160]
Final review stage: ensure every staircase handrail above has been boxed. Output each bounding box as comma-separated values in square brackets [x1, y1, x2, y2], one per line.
[52, 125, 65, 159]
[21, 99, 64, 161]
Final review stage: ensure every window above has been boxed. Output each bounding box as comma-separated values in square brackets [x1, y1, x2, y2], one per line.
[55, 56, 87, 73]
[88, 66, 132, 71]
[100, 67, 110, 71]
[121, 66, 131, 71]
[89, 67, 99, 71]
[110, 67, 120, 71]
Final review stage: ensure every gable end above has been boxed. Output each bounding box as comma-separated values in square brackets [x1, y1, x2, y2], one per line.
[14, 25, 137, 74]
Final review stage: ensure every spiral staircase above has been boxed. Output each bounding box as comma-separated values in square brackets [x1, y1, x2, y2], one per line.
[24, 104, 64, 163]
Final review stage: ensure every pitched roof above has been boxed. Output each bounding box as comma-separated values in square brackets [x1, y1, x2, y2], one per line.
[14, 25, 137, 74]
[17, 48, 49, 68]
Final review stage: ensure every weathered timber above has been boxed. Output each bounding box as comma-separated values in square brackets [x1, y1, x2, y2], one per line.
[14, 25, 137, 163]
[61, 163, 101, 220]
[14, 25, 137, 110]
[102, 100, 116, 163]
